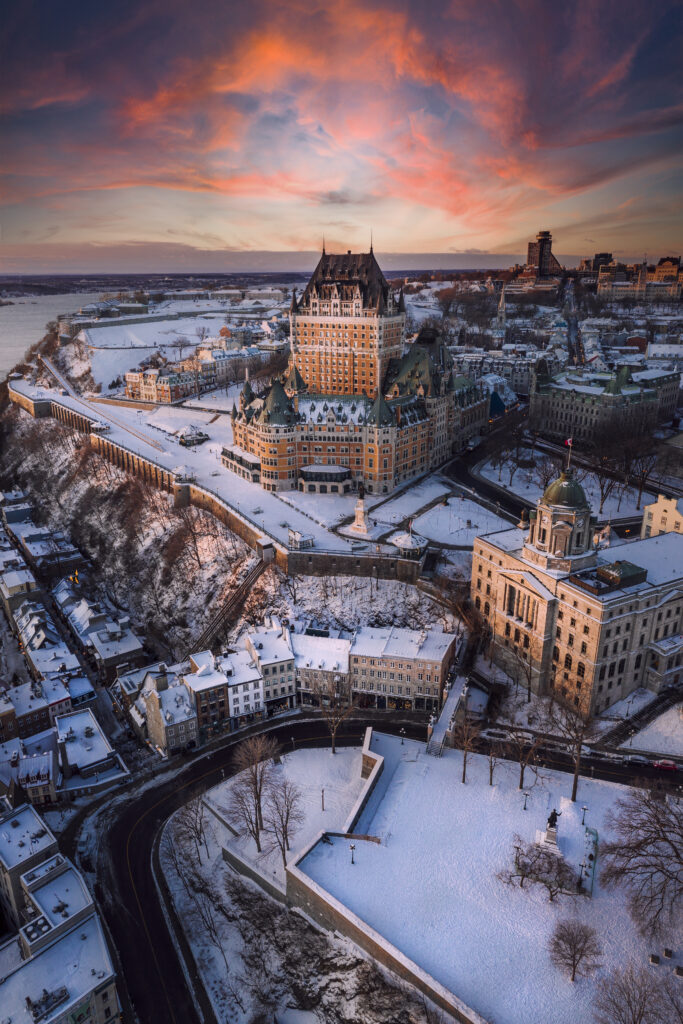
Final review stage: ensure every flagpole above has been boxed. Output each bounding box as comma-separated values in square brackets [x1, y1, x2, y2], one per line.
[566, 439, 572, 472]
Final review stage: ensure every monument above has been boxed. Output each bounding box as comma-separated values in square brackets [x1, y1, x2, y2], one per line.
[350, 483, 370, 536]
[544, 807, 561, 846]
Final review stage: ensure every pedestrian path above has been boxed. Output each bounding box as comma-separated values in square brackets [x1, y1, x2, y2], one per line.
[426, 677, 465, 756]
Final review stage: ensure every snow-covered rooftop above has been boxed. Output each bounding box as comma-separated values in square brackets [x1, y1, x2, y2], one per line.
[0, 913, 114, 1024]
[0, 804, 56, 871]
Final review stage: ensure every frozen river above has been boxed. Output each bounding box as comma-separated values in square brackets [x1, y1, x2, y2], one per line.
[0, 292, 102, 381]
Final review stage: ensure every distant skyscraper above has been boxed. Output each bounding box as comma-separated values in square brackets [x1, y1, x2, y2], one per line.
[526, 231, 563, 277]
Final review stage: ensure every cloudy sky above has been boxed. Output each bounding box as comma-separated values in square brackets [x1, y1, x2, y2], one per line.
[1, 0, 681, 271]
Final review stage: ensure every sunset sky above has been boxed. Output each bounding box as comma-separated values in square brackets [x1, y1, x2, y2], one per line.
[1, 0, 682, 271]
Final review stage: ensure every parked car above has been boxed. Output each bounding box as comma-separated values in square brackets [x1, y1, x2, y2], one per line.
[652, 759, 678, 772]
[621, 754, 650, 768]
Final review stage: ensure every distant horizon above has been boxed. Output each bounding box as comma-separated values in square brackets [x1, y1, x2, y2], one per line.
[0, 247, 607, 277]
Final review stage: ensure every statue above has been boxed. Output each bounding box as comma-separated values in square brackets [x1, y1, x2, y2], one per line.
[547, 808, 561, 830]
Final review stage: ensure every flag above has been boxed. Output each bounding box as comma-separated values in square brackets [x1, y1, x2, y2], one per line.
[565, 438, 573, 446]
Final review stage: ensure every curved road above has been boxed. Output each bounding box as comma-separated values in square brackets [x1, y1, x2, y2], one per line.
[60, 710, 681, 1024]
[61, 715, 425, 1024]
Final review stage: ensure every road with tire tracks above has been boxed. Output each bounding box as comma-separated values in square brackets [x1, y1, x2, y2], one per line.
[60, 712, 680, 1024]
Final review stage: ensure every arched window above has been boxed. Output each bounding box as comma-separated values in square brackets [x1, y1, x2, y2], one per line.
[475, 596, 481, 610]
[484, 602, 490, 616]
[577, 662, 585, 678]
[564, 653, 572, 670]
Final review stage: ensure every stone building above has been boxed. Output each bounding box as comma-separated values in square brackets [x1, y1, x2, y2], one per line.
[641, 494, 683, 538]
[225, 249, 487, 495]
[472, 470, 683, 716]
[529, 361, 677, 445]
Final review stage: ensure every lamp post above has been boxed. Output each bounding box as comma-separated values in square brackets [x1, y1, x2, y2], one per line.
[321, 786, 325, 812]
[523, 791, 530, 811]
[581, 805, 588, 825]
[629, 728, 635, 747]
[400, 727, 406, 745]
[291, 735, 295, 751]
[350, 843, 356, 865]
[578, 859, 587, 888]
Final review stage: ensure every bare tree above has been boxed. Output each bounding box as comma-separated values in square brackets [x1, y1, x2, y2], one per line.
[263, 777, 305, 867]
[175, 796, 209, 866]
[312, 676, 357, 754]
[232, 733, 280, 831]
[226, 773, 264, 853]
[487, 741, 504, 786]
[506, 728, 543, 790]
[188, 882, 231, 976]
[499, 836, 577, 902]
[548, 918, 602, 982]
[600, 789, 683, 936]
[535, 454, 560, 491]
[593, 453, 620, 515]
[546, 700, 591, 802]
[593, 962, 663, 1024]
[453, 711, 481, 784]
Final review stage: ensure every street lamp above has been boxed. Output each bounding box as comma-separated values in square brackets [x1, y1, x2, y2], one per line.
[321, 786, 325, 812]
[581, 805, 588, 825]
[400, 727, 406, 745]
[350, 843, 356, 865]
[629, 728, 635, 747]
[523, 791, 530, 811]
[578, 859, 587, 888]
[291, 735, 296, 751]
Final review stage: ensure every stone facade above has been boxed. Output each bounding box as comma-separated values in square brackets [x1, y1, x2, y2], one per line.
[472, 470, 683, 717]
[529, 362, 675, 445]
[227, 252, 487, 496]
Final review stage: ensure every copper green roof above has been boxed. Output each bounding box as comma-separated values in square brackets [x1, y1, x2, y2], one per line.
[542, 471, 589, 508]
[256, 380, 296, 425]
[367, 393, 395, 426]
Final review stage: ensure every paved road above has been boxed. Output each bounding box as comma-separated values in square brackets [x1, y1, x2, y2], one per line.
[61, 714, 428, 1024]
[60, 711, 682, 1024]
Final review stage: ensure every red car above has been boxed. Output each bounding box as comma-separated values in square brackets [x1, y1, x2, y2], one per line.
[652, 760, 678, 772]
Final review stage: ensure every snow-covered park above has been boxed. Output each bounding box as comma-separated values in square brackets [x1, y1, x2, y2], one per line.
[620, 703, 683, 757]
[478, 447, 655, 519]
[413, 494, 512, 546]
[205, 745, 365, 887]
[297, 733, 677, 1024]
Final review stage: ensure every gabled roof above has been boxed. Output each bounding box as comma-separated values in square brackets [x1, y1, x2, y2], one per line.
[367, 393, 395, 427]
[283, 364, 307, 394]
[300, 250, 390, 308]
[254, 380, 297, 426]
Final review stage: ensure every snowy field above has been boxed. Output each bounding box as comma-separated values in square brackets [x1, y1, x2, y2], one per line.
[205, 746, 365, 886]
[372, 477, 451, 525]
[298, 733, 676, 1024]
[413, 495, 512, 546]
[478, 449, 655, 519]
[619, 703, 683, 757]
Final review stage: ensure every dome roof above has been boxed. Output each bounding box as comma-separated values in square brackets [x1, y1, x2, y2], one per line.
[542, 471, 589, 509]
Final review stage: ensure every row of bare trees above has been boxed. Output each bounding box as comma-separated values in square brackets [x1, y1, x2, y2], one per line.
[549, 919, 682, 1024]
[226, 735, 304, 866]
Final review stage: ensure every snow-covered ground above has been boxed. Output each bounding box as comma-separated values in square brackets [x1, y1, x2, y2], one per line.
[591, 688, 659, 738]
[205, 746, 365, 887]
[298, 733, 676, 1024]
[619, 703, 683, 756]
[159, 745, 442, 1023]
[372, 477, 451, 525]
[478, 449, 655, 519]
[413, 495, 511, 546]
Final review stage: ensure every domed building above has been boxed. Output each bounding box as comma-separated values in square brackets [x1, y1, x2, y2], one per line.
[471, 468, 683, 718]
